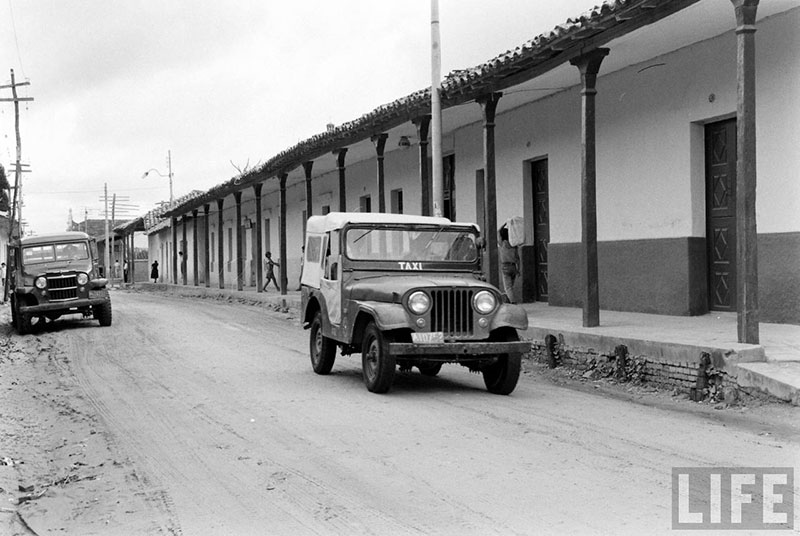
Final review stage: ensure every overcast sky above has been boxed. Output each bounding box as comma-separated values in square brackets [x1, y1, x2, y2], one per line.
[1, 0, 600, 236]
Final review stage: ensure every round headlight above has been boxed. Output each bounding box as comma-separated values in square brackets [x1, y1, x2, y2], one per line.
[35, 276, 47, 290]
[407, 291, 431, 315]
[77, 273, 89, 285]
[473, 290, 497, 314]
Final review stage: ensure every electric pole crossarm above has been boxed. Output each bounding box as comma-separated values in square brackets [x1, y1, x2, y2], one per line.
[0, 81, 30, 89]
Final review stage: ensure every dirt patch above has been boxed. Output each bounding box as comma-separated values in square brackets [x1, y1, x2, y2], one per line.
[0, 304, 170, 535]
[522, 354, 800, 442]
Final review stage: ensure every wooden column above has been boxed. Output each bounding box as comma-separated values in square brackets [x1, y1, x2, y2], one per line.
[414, 115, 431, 216]
[279, 173, 288, 295]
[732, 0, 759, 344]
[127, 233, 134, 284]
[335, 149, 348, 212]
[372, 133, 388, 213]
[181, 216, 188, 285]
[192, 209, 199, 286]
[303, 161, 314, 218]
[171, 216, 178, 284]
[254, 183, 264, 293]
[571, 48, 609, 328]
[203, 204, 210, 288]
[217, 198, 225, 289]
[477, 92, 502, 289]
[234, 191, 243, 291]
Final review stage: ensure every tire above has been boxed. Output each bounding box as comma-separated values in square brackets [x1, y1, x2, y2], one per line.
[10, 295, 18, 328]
[94, 301, 113, 327]
[482, 329, 522, 395]
[361, 321, 396, 393]
[309, 312, 336, 375]
[11, 296, 30, 335]
[418, 363, 443, 377]
[18, 311, 31, 335]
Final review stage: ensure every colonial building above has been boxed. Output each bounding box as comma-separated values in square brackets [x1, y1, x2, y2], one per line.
[137, 0, 798, 342]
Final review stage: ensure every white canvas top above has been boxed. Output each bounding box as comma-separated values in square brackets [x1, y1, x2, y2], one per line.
[305, 212, 476, 234]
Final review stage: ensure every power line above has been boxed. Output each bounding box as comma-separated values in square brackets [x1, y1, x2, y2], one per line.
[6, 0, 27, 79]
[25, 185, 166, 195]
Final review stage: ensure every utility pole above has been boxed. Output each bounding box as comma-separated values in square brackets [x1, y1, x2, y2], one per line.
[430, 0, 444, 218]
[0, 69, 34, 241]
[104, 183, 110, 280]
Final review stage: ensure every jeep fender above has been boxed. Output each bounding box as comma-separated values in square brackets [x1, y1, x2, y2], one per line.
[350, 301, 409, 332]
[489, 303, 529, 332]
[89, 278, 108, 290]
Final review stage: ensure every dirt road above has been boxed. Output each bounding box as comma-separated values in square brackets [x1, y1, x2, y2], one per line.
[1, 290, 797, 535]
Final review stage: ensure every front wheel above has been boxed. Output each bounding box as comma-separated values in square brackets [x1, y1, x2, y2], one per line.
[482, 329, 522, 395]
[361, 322, 395, 393]
[94, 301, 113, 327]
[10, 295, 18, 328]
[309, 312, 336, 374]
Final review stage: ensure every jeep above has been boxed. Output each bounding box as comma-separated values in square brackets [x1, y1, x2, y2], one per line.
[300, 212, 530, 394]
[7, 231, 112, 334]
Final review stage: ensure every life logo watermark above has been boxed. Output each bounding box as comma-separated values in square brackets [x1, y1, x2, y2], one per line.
[672, 467, 794, 530]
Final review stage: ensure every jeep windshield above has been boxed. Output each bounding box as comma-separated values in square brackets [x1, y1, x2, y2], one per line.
[23, 242, 90, 266]
[346, 227, 478, 262]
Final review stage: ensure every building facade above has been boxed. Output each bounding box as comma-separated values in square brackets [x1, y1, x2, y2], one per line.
[148, 0, 799, 333]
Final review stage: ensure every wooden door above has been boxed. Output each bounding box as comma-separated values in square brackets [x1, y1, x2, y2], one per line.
[705, 119, 737, 311]
[532, 159, 549, 301]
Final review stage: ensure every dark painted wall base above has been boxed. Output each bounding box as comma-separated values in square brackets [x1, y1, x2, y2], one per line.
[529, 233, 798, 324]
[759, 232, 800, 324]
[546, 237, 706, 317]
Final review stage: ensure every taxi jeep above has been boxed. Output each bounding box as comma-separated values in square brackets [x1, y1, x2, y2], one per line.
[300, 212, 530, 394]
[7, 231, 112, 334]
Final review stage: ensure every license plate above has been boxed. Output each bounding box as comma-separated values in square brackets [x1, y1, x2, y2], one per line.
[411, 332, 444, 344]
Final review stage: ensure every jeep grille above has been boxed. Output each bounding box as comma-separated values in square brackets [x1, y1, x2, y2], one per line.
[430, 289, 474, 337]
[47, 274, 78, 301]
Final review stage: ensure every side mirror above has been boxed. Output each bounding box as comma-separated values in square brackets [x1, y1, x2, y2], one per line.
[475, 237, 486, 250]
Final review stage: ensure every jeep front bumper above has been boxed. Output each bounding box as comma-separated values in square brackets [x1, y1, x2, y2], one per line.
[388, 341, 531, 357]
[18, 297, 109, 315]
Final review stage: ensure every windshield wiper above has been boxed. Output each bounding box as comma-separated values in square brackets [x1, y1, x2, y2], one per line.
[353, 229, 373, 244]
[423, 226, 445, 253]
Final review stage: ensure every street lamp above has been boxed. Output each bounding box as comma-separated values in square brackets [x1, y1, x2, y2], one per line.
[142, 150, 174, 207]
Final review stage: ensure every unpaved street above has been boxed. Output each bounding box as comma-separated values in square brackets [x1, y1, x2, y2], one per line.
[1, 289, 798, 535]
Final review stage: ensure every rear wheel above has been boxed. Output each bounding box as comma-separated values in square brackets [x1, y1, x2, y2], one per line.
[361, 322, 395, 393]
[94, 301, 113, 327]
[309, 312, 336, 374]
[482, 329, 522, 395]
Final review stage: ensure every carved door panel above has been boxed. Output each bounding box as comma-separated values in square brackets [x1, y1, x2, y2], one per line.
[705, 119, 737, 311]
[532, 159, 549, 302]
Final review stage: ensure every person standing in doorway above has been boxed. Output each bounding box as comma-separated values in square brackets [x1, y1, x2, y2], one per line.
[498, 225, 519, 304]
[1, 262, 6, 303]
[263, 251, 280, 291]
[150, 260, 159, 283]
[296, 246, 304, 291]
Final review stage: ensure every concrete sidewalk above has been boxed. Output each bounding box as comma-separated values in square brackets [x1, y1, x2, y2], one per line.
[129, 282, 800, 404]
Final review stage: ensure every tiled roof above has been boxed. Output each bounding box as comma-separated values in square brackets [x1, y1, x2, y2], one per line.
[141, 190, 205, 235]
[164, 0, 700, 217]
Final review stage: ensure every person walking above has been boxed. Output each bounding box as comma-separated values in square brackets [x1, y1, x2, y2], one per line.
[498, 225, 519, 304]
[150, 260, 159, 284]
[262, 251, 280, 291]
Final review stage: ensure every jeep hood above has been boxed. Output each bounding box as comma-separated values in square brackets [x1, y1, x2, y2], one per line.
[347, 274, 495, 302]
[23, 260, 93, 277]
